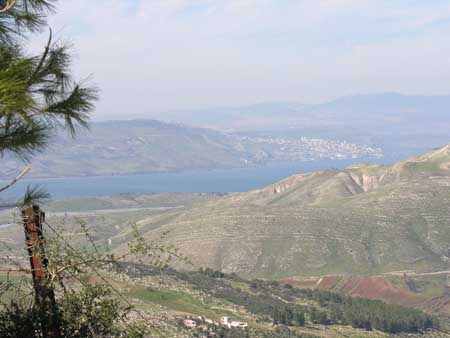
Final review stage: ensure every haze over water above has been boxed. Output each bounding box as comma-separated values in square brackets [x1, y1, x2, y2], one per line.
[1, 157, 399, 200]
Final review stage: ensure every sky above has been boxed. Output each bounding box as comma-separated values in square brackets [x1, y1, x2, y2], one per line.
[30, 0, 450, 119]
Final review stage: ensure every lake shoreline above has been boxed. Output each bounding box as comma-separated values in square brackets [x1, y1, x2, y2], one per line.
[0, 157, 399, 200]
[0, 155, 395, 182]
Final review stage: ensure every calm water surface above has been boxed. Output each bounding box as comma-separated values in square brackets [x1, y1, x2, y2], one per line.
[0, 158, 398, 200]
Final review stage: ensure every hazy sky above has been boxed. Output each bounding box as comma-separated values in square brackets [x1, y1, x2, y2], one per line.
[31, 0, 450, 119]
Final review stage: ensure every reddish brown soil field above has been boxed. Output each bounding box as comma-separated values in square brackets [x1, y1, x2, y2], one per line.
[283, 276, 427, 309]
[338, 277, 418, 305]
[283, 275, 450, 315]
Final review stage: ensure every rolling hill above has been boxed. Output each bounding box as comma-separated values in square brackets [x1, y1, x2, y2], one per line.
[0, 119, 381, 179]
[114, 144, 450, 279]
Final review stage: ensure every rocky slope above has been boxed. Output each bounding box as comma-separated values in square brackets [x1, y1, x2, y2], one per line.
[115, 145, 450, 278]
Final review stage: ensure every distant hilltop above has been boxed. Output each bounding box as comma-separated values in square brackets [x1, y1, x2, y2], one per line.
[138, 92, 450, 158]
[0, 119, 382, 179]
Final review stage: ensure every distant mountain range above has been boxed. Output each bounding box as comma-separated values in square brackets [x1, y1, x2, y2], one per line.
[1, 119, 381, 179]
[116, 143, 450, 278]
[3, 92, 449, 179]
[142, 93, 450, 158]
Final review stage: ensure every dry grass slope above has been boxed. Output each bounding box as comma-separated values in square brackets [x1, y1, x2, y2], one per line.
[115, 145, 450, 279]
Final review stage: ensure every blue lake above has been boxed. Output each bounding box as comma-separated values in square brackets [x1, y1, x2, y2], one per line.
[0, 157, 399, 200]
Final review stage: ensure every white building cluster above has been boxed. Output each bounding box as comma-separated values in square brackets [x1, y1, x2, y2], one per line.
[220, 316, 248, 329]
[182, 316, 248, 330]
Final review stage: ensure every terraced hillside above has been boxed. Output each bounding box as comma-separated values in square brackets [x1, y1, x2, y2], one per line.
[0, 193, 222, 255]
[115, 145, 450, 279]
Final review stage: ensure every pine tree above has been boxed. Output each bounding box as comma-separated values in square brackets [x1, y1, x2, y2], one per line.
[0, 0, 97, 165]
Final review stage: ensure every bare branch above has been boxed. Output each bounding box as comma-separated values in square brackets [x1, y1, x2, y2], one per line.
[0, 165, 31, 193]
[0, 0, 16, 13]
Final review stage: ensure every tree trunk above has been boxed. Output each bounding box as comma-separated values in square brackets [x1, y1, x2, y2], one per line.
[22, 204, 62, 338]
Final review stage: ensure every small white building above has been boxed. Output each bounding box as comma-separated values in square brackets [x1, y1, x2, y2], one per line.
[220, 316, 248, 329]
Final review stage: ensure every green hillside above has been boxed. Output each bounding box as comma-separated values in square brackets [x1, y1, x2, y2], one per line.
[0, 119, 381, 179]
[115, 145, 450, 279]
[0, 193, 221, 255]
[1, 264, 448, 338]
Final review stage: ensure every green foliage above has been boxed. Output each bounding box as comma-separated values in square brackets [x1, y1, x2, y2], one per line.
[301, 289, 438, 333]
[0, 40, 97, 159]
[0, 0, 97, 163]
[0, 216, 186, 337]
[0, 2, 155, 337]
[0, 303, 38, 338]
[22, 184, 50, 205]
[0, 284, 147, 338]
[59, 284, 146, 338]
[129, 266, 441, 335]
[0, 0, 56, 45]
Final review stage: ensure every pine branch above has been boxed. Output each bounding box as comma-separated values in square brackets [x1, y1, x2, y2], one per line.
[0, 164, 30, 193]
[26, 27, 51, 86]
[44, 84, 98, 135]
[0, 118, 49, 159]
[21, 184, 49, 205]
[0, 0, 56, 45]
[0, 31, 97, 159]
